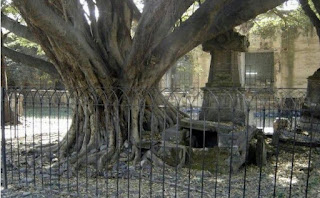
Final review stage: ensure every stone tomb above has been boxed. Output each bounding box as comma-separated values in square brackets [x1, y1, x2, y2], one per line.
[160, 118, 265, 173]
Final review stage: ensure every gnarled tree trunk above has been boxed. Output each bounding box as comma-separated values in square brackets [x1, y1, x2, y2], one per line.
[54, 88, 181, 170]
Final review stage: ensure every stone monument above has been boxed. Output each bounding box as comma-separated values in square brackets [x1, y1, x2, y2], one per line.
[301, 68, 320, 130]
[200, 31, 249, 125]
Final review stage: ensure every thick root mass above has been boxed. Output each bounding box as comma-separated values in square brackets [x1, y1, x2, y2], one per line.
[42, 92, 183, 174]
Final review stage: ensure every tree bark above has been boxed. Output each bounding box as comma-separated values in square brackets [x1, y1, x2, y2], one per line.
[1, 52, 17, 124]
[1, 32, 18, 124]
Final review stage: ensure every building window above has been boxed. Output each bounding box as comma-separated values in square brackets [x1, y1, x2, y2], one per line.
[160, 56, 193, 91]
[245, 52, 274, 87]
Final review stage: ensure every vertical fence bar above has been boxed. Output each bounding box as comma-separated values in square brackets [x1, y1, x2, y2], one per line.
[257, 107, 265, 197]
[228, 99, 236, 198]
[1, 88, 8, 189]
[116, 103, 120, 198]
[243, 106, 250, 198]
[289, 108, 298, 198]
[138, 100, 144, 198]
[162, 103, 167, 198]
[187, 103, 193, 198]
[305, 113, 314, 198]
[214, 104, 221, 198]
[57, 99, 61, 190]
[200, 112, 205, 198]
[268, 94, 271, 128]
[32, 95, 36, 187]
[127, 101, 130, 198]
[255, 95, 258, 127]
[95, 98, 99, 197]
[75, 99, 79, 195]
[66, 99, 70, 192]
[175, 103, 179, 198]
[104, 100, 109, 198]
[85, 102, 88, 195]
[9, 92, 13, 184]
[150, 103, 154, 198]
[15, 91, 21, 183]
[273, 108, 281, 197]
[24, 92, 28, 185]
[49, 96, 52, 189]
[40, 95, 44, 188]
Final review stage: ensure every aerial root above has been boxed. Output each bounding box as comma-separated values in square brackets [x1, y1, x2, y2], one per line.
[142, 150, 174, 168]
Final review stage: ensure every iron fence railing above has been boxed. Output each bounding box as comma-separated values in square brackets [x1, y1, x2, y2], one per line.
[1, 87, 319, 197]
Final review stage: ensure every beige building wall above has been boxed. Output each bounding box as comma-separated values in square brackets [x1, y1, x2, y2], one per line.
[160, 46, 211, 89]
[161, 29, 319, 89]
[190, 46, 211, 88]
[189, 29, 320, 89]
[247, 29, 320, 88]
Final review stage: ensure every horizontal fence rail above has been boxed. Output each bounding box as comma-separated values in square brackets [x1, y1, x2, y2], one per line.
[1, 87, 319, 197]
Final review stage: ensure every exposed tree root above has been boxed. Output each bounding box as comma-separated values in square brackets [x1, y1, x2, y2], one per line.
[35, 90, 186, 175]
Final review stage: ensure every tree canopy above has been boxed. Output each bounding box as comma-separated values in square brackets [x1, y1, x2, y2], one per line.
[2, 0, 288, 90]
[248, 6, 314, 39]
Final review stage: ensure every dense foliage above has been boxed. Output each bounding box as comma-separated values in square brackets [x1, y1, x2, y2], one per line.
[249, 7, 313, 39]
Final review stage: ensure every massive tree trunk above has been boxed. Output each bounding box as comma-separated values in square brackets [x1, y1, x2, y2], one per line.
[55, 87, 181, 170]
[3, 0, 286, 169]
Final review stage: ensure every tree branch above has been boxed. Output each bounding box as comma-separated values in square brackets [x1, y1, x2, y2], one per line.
[126, 0, 141, 21]
[13, 0, 92, 50]
[311, 0, 320, 16]
[299, 0, 320, 38]
[113, 0, 133, 58]
[152, 0, 287, 79]
[14, 0, 113, 79]
[125, 0, 195, 78]
[2, 46, 60, 78]
[1, 13, 37, 43]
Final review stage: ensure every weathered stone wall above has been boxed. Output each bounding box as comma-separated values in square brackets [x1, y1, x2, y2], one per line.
[247, 29, 320, 88]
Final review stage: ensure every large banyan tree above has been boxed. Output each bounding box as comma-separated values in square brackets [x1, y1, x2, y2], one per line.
[2, 0, 297, 168]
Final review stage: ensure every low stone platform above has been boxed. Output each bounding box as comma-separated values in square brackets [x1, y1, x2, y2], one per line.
[159, 119, 264, 172]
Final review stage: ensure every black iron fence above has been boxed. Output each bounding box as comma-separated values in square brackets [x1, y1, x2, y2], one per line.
[1, 87, 319, 197]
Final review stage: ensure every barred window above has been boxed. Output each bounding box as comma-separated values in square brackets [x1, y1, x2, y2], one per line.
[245, 52, 274, 87]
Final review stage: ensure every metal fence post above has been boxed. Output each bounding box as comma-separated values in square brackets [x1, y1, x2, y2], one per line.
[1, 87, 8, 189]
